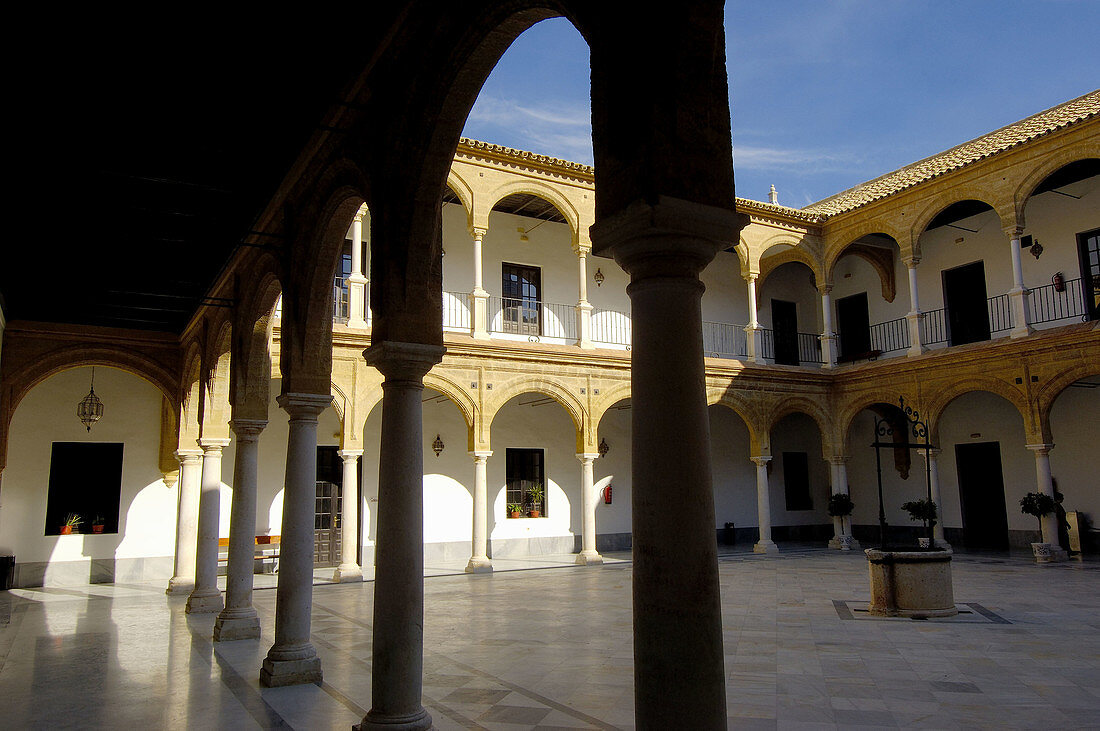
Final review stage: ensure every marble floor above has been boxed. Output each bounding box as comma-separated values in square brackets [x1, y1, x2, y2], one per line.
[2, 546, 1098, 729]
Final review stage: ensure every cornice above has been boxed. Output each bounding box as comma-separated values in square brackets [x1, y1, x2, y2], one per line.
[456, 138, 595, 184]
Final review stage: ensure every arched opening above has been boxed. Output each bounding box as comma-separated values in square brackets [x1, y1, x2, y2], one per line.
[1020, 158, 1100, 327]
[595, 397, 631, 550]
[708, 403, 755, 546]
[768, 412, 830, 544]
[1046, 375, 1100, 553]
[758, 256, 821, 366]
[487, 391, 581, 557]
[916, 199, 1003, 347]
[830, 234, 906, 359]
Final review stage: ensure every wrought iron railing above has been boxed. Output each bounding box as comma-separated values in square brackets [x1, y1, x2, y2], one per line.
[921, 308, 948, 345]
[798, 332, 823, 364]
[867, 316, 910, 354]
[488, 296, 577, 340]
[987, 293, 1013, 333]
[759, 328, 774, 360]
[442, 290, 471, 330]
[1028, 277, 1086, 324]
[702, 321, 747, 358]
[591, 307, 632, 346]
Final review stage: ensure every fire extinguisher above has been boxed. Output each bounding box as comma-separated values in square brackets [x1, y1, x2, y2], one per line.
[1052, 271, 1065, 293]
[602, 485, 612, 504]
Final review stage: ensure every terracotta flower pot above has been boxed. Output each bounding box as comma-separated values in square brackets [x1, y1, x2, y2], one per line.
[510, 511, 521, 519]
[60, 526, 73, 535]
[529, 510, 541, 518]
[92, 525, 105, 534]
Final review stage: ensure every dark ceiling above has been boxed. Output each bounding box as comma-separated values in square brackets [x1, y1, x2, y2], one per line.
[5, 15, 382, 332]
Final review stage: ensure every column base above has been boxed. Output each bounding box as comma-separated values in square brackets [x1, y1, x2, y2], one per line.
[575, 550, 604, 566]
[464, 557, 494, 574]
[185, 589, 224, 614]
[1010, 325, 1033, 339]
[333, 564, 364, 583]
[753, 540, 779, 554]
[260, 653, 322, 687]
[166, 577, 194, 596]
[213, 610, 261, 641]
[355, 707, 433, 731]
[828, 536, 861, 550]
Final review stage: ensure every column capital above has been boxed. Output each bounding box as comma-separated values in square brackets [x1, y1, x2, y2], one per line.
[827, 455, 850, 466]
[572, 242, 592, 256]
[175, 448, 203, 464]
[576, 452, 600, 463]
[1003, 224, 1025, 239]
[470, 226, 488, 241]
[276, 392, 332, 420]
[1026, 442, 1055, 455]
[338, 449, 363, 461]
[744, 271, 759, 282]
[198, 437, 232, 452]
[817, 284, 833, 296]
[470, 450, 492, 461]
[363, 341, 445, 381]
[917, 447, 942, 459]
[751, 455, 772, 466]
[230, 419, 268, 441]
[902, 255, 921, 269]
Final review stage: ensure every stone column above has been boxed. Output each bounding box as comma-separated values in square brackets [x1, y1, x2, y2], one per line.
[575, 245, 594, 349]
[214, 419, 266, 641]
[575, 453, 603, 565]
[752, 455, 778, 553]
[167, 449, 203, 595]
[1025, 443, 1066, 558]
[590, 198, 735, 731]
[917, 448, 950, 549]
[465, 450, 493, 573]
[744, 273, 763, 364]
[819, 284, 837, 368]
[186, 438, 230, 614]
[333, 449, 364, 583]
[827, 456, 858, 549]
[469, 228, 490, 339]
[904, 256, 927, 357]
[348, 208, 369, 329]
[357, 341, 444, 731]
[260, 393, 331, 687]
[1006, 226, 1033, 338]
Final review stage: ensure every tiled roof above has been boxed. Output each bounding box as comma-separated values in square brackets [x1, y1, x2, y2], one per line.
[802, 90, 1100, 217]
[457, 138, 595, 180]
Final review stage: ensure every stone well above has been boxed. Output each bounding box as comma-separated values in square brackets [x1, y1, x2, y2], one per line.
[865, 548, 957, 618]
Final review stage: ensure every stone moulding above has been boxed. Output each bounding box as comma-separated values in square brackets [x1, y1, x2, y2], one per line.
[865, 548, 957, 618]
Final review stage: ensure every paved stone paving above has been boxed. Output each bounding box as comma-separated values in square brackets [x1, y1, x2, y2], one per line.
[1, 546, 1098, 729]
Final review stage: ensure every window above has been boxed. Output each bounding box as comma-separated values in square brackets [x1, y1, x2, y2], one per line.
[45, 442, 124, 535]
[1078, 228, 1100, 321]
[502, 263, 541, 336]
[782, 451, 813, 511]
[334, 240, 353, 321]
[506, 448, 545, 517]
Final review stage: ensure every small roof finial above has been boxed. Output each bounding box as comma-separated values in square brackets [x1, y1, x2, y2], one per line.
[768, 184, 778, 205]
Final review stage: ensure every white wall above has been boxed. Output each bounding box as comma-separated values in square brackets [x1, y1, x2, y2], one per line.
[768, 412, 831, 527]
[758, 261, 820, 335]
[846, 408, 933, 529]
[1, 367, 173, 584]
[708, 405, 756, 529]
[1048, 380, 1100, 523]
[593, 401, 631, 536]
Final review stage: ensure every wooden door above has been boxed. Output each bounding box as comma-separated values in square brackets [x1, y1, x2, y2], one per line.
[502, 263, 541, 336]
[772, 299, 799, 365]
[956, 442, 1009, 550]
[314, 446, 343, 567]
[943, 261, 990, 345]
[836, 292, 871, 359]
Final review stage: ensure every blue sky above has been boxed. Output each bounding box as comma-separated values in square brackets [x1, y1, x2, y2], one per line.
[462, 1, 1100, 207]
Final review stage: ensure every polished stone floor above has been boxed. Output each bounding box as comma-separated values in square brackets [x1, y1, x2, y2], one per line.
[2, 546, 1098, 729]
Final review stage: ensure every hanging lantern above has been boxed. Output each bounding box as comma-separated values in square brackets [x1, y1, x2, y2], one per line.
[593, 268, 605, 287]
[598, 437, 609, 458]
[432, 434, 445, 457]
[77, 368, 104, 432]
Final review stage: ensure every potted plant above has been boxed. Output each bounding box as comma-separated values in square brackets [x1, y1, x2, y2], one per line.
[827, 494, 855, 550]
[508, 503, 523, 519]
[1019, 492, 1055, 562]
[901, 498, 937, 548]
[526, 484, 544, 518]
[60, 513, 82, 535]
[91, 515, 106, 534]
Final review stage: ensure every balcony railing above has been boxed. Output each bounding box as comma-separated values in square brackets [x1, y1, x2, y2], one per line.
[755, 329, 822, 365]
[988, 293, 1013, 333]
[592, 307, 632, 346]
[868, 316, 910, 354]
[442, 290, 471, 330]
[702, 321, 747, 358]
[1029, 277, 1087, 324]
[488, 296, 577, 340]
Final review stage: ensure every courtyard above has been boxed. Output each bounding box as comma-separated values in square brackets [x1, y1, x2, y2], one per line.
[1, 547, 1097, 729]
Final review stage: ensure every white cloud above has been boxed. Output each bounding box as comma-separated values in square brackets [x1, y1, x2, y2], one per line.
[464, 94, 593, 164]
[732, 145, 858, 172]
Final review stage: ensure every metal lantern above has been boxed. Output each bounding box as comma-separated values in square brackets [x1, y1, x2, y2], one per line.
[77, 368, 104, 432]
[432, 434, 444, 457]
[593, 268, 605, 287]
[598, 437, 609, 457]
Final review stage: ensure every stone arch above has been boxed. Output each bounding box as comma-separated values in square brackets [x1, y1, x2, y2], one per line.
[179, 344, 203, 446]
[1012, 145, 1100, 226]
[764, 396, 833, 459]
[834, 394, 917, 456]
[924, 378, 1030, 443]
[910, 190, 1002, 245]
[422, 371, 479, 449]
[231, 269, 281, 421]
[479, 178, 581, 247]
[705, 387, 762, 454]
[1034, 363, 1100, 443]
[592, 380, 633, 430]
[201, 320, 233, 439]
[758, 245, 824, 290]
[446, 169, 475, 232]
[485, 376, 588, 453]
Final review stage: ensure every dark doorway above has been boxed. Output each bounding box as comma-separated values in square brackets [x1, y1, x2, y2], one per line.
[772, 299, 799, 365]
[955, 442, 1009, 550]
[45, 442, 124, 535]
[836, 292, 871, 360]
[502, 263, 541, 336]
[943, 261, 990, 345]
[782, 452, 813, 511]
[1077, 227, 1100, 321]
[506, 448, 545, 517]
[314, 446, 343, 567]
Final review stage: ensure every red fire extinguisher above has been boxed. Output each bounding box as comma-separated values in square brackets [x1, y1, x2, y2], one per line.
[1052, 271, 1065, 293]
[602, 485, 612, 504]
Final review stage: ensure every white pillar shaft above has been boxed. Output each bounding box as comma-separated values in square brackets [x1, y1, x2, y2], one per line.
[1007, 231, 1033, 337]
[188, 440, 228, 613]
[747, 277, 759, 326]
[351, 216, 364, 278]
[577, 250, 589, 304]
[215, 421, 266, 641]
[1009, 233, 1025, 289]
[821, 291, 834, 335]
[926, 452, 947, 546]
[334, 450, 363, 582]
[576, 454, 602, 564]
[348, 213, 369, 328]
[907, 264, 920, 313]
[473, 231, 485, 293]
[905, 260, 926, 356]
[1031, 448, 1060, 547]
[167, 450, 203, 594]
[754, 458, 775, 550]
[466, 452, 492, 572]
[820, 288, 837, 367]
[261, 394, 329, 687]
